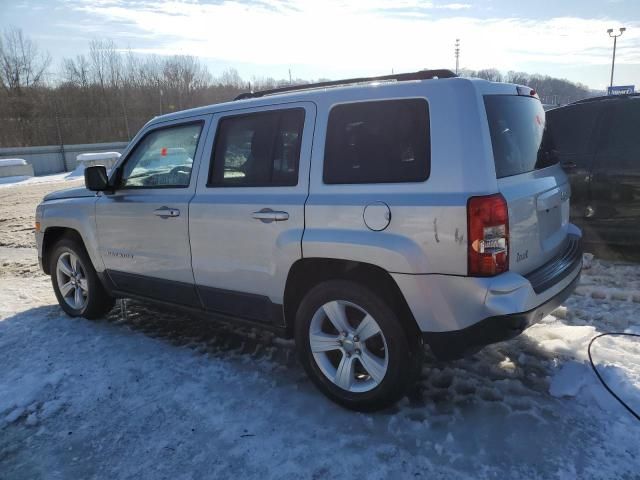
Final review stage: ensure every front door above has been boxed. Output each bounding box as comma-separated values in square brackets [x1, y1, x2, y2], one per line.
[189, 102, 315, 325]
[96, 117, 210, 306]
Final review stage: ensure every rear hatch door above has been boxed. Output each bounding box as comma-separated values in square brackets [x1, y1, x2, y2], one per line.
[484, 93, 570, 275]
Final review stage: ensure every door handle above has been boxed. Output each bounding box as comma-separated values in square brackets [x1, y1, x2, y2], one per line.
[154, 206, 180, 218]
[252, 208, 289, 223]
[561, 161, 577, 170]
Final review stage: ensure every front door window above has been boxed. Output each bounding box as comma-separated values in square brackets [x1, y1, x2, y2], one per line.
[121, 122, 203, 188]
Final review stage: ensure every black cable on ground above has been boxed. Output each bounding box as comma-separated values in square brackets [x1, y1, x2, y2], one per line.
[587, 332, 640, 422]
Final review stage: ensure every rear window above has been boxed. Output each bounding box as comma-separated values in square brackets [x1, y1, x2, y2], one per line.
[484, 95, 556, 178]
[323, 99, 430, 184]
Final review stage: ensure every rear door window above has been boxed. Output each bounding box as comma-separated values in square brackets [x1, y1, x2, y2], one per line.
[323, 99, 430, 184]
[209, 108, 305, 187]
[484, 95, 555, 178]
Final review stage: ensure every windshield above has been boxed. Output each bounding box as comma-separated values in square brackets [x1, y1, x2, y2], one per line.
[484, 95, 557, 178]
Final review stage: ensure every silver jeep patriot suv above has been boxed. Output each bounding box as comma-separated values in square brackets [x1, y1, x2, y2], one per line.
[36, 70, 582, 411]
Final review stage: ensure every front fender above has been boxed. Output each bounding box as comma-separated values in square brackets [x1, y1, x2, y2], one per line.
[41, 196, 104, 273]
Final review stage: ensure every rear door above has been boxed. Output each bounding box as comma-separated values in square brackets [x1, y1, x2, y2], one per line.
[590, 98, 640, 246]
[189, 102, 315, 326]
[484, 94, 571, 274]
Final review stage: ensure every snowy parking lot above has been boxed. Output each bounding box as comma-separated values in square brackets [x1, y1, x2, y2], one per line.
[1, 178, 639, 479]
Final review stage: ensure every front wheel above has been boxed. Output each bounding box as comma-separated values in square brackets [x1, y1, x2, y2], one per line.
[295, 280, 422, 411]
[50, 237, 115, 319]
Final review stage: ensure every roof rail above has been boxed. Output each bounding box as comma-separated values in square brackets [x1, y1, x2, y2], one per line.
[234, 69, 457, 100]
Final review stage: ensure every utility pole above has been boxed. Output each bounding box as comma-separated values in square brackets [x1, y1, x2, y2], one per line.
[120, 88, 130, 139]
[455, 39, 460, 75]
[53, 98, 67, 172]
[607, 27, 626, 89]
[289, 69, 292, 85]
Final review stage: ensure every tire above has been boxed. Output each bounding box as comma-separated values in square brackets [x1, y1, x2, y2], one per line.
[295, 280, 423, 412]
[50, 236, 115, 319]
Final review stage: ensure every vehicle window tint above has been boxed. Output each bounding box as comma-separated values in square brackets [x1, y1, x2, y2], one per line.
[121, 123, 202, 188]
[484, 95, 556, 178]
[546, 104, 599, 156]
[209, 108, 305, 187]
[323, 99, 430, 184]
[600, 100, 640, 157]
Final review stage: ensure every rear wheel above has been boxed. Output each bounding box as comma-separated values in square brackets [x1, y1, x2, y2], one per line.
[50, 237, 115, 319]
[295, 280, 422, 411]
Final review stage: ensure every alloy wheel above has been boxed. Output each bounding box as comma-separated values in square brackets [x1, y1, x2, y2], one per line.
[56, 251, 88, 310]
[309, 300, 389, 393]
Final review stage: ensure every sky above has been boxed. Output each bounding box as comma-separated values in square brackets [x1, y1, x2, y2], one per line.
[1, 0, 639, 90]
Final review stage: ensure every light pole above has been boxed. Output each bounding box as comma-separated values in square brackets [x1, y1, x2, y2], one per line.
[454, 39, 460, 75]
[607, 27, 626, 89]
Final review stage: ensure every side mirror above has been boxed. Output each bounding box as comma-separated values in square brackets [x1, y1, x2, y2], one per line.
[84, 165, 109, 191]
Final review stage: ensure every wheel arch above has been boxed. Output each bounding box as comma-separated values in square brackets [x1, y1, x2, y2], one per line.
[282, 257, 420, 338]
[42, 227, 86, 275]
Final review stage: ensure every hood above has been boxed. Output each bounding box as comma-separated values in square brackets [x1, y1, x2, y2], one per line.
[43, 186, 96, 202]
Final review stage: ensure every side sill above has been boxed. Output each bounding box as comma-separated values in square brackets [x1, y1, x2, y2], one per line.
[97, 270, 288, 335]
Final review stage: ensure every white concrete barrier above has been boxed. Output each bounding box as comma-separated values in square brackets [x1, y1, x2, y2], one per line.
[0, 158, 34, 178]
[0, 141, 129, 176]
[76, 152, 121, 169]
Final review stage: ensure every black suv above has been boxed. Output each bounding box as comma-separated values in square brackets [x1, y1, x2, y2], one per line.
[546, 94, 639, 251]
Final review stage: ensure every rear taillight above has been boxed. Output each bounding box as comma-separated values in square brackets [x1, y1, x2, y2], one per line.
[467, 193, 509, 276]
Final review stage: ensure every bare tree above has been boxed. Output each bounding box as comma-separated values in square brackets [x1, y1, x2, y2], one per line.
[475, 68, 503, 82]
[0, 31, 597, 148]
[162, 55, 211, 110]
[217, 68, 245, 88]
[63, 55, 90, 88]
[0, 27, 51, 92]
[0, 27, 51, 145]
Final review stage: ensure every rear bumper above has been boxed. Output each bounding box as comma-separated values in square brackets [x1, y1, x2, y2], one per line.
[525, 233, 581, 294]
[423, 268, 580, 360]
[392, 224, 582, 358]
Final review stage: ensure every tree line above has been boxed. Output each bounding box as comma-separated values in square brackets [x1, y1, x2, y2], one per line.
[459, 68, 594, 105]
[1, 27, 597, 148]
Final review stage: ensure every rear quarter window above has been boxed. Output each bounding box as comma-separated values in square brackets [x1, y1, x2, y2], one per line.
[484, 95, 556, 178]
[323, 99, 430, 184]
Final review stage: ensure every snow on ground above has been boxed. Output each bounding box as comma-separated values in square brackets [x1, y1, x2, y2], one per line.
[1, 250, 639, 479]
[1, 181, 637, 479]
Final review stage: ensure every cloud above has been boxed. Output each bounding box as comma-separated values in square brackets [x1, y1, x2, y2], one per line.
[438, 3, 471, 10]
[68, 0, 639, 85]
